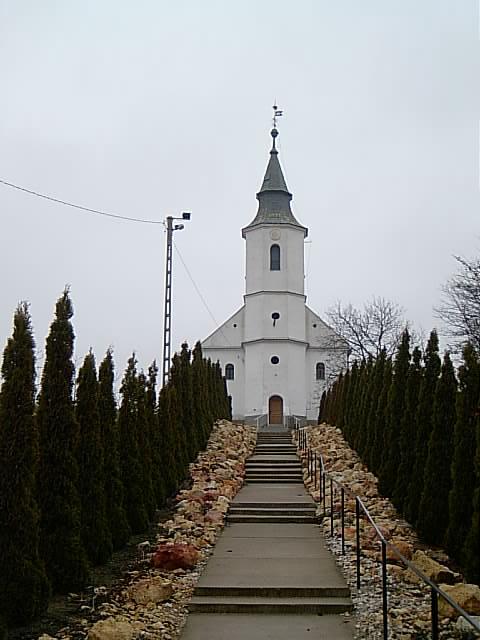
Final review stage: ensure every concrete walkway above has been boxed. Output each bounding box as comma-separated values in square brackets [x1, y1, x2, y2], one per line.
[181, 430, 354, 639]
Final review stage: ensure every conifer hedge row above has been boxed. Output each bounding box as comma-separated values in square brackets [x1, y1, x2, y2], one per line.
[319, 329, 480, 585]
[0, 291, 231, 628]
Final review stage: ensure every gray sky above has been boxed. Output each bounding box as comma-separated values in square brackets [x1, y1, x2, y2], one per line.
[1, 1, 479, 382]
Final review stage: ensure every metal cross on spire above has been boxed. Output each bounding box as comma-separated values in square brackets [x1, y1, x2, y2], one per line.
[272, 104, 283, 129]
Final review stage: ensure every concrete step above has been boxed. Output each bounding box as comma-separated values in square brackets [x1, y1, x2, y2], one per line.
[245, 465, 302, 474]
[181, 613, 355, 640]
[229, 507, 316, 516]
[255, 445, 296, 450]
[231, 502, 314, 509]
[226, 514, 318, 524]
[245, 479, 304, 485]
[255, 443, 296, 448]
[245, 465, 302, 473]
[188, 595, 353, 614]
[195, 585, 350, 597]
[245, 479, 304, 484]
[253, 451, 297, 456]
[245, 456, 302, 467]
[245, 472, 303, 482]
[246, 459, 300, 465]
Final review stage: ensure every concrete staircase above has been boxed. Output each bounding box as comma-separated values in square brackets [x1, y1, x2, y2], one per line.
[181, 430, 354, 639]
[244, 431, 304, 484]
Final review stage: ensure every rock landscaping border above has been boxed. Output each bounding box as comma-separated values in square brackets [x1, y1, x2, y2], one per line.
[300, 423, 480, 640]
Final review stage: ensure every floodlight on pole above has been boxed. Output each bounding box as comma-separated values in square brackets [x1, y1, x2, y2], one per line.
[162, 212, 191, 386]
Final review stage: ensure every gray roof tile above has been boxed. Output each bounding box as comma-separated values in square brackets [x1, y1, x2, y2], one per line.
[243, 129, 307, 236]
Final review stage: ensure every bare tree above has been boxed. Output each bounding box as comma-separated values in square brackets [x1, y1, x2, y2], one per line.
[326, 296, 407, 362]
[435, 255, 480, 353]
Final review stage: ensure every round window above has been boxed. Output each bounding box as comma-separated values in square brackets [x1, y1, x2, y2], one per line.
[271, 356, 280, 365]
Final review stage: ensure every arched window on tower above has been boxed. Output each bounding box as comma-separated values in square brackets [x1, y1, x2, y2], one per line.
[316, 362, 325, 381]
[270, 244, 280, 271]
[225, 363, 235, 380]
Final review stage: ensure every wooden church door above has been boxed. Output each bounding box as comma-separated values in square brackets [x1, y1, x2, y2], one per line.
[269, 395, 283, 425]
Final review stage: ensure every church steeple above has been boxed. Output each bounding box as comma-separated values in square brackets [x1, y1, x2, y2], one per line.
[242, 122, 307, 237]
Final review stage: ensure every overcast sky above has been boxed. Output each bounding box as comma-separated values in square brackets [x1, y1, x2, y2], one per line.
[1, 1, 479, 383]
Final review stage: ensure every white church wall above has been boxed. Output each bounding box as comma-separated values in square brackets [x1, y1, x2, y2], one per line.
[245, 225, 305, 296]
[202, 306, 245, 349]
[244, 340, 307, 419]
[244, 292, 306, 343]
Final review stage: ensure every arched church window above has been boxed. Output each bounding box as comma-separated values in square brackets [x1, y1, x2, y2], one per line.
[316, 362, 325, 380]
[225, 363, 235, 380]
[270, 244, 280, 271]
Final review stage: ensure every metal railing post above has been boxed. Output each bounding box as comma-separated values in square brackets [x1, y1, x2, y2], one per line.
[330, 478, 334, 536]
[322, 471, 326, 516]
[381, 540, 388, 640]
[341, 487, 345, 555]
[355, 497, 361, 589]
[431, 587, 439, 640]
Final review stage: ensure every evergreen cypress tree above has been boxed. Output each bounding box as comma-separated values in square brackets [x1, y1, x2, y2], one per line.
[158, 384, 181, 497]
[146, 361, 166, 507]
[348, 359, 365, 446]
[215, 361, 230, 419]
[171, 344, 197, 462]
[0, 303, 50, 624]
[392, 346, 423, 513]
[205, 357, 216, 426]
[379, 330, 410, 498]
[118, 355, 149, 533]
[334, 373, 345, 426]
[404, 330, 441, 526]
[337, 369, 351, 429]
[318, 390, 327, 423]
[343, 360, 359, 442]
[75, 351, 112, 564]
[417, 352, 457, 544]
[356, 356, 374, 458]
[323, 385, 332, 423]
[192, 342, 210, 447]
[36, 290, 90, 592]
[98, 350, 130, 550]
[369, 356, 393, 476]
[445, 343, 480, 563]
[328, 379, 338, 425]
[136, 371, 156, 520]
[364, 349, 387, 471]
[463, 417, 480, 583]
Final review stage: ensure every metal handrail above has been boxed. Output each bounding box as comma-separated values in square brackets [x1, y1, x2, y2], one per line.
[292, 424, 480, 638]
[255, 414, 268, 429]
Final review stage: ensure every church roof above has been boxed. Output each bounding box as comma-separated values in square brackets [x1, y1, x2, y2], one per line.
[242, 127, 307, 237]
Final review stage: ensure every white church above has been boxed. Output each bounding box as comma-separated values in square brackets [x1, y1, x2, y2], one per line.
[202, 124, 347, 425]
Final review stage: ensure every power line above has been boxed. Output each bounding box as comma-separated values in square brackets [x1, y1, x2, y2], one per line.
[1, 176, 230, 344]
[173, 240, 232, 346]
[0, 178, 163, 225]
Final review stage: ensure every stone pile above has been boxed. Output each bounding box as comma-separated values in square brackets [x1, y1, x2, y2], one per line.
[300, 423, 480, 640]
[40, 420, 256, 640]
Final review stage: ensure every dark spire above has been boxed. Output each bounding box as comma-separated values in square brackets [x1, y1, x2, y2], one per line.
[242, 124, 307, 237]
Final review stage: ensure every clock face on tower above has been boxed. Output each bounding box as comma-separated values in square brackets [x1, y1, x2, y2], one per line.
[270, 229, 281, 241]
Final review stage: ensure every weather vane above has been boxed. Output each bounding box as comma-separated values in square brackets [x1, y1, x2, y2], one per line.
[272, 103, 283, 128]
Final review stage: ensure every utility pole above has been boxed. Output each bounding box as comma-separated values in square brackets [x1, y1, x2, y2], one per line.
[162, 212, 191, 386]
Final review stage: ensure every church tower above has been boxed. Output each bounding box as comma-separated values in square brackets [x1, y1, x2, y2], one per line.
[202, 119, 346, 426]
